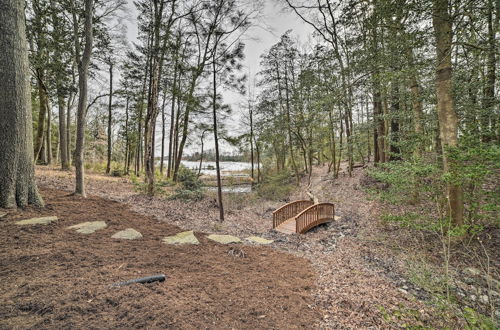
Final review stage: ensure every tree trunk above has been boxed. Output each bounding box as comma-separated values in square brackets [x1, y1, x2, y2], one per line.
[482, 0, 497, 142]
[34, 70, 47, 162]
[198, 131, 205, 177]
[389, 81, 401, 161]
[433, 0, 464, 226]
[106, 62, 113, 174]
[73, 0, 94, 197]
[46, 103, 52, 164]
[249, 101, 254, 182]
[0, 0, 44, 208]
[144, 0, 164, 195]
[212, 47, 224, 221]
[160, 92, 166, 174]
[408, 49, 424, 157]
[124, 95, 130, 174]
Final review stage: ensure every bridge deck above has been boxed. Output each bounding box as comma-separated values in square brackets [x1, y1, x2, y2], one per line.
[274, 217, 297, 234]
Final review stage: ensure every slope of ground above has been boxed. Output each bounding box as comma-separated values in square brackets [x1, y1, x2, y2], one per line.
[0, 189, 319, 329]
[32, 165, 445, 328]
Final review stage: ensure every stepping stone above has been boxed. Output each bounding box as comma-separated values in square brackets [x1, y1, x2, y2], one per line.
[68, 221, 107, 234]
[162, 231, 199, 245]
[246, 236, 274, 245]
[15, 216, 58, 225]
[207, 234, 241, 244]
[112, 228, 142, 240]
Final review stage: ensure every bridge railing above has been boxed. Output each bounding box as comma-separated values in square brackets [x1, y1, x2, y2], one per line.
[295, 203, 335, 234]
[272, 200, 314, 228]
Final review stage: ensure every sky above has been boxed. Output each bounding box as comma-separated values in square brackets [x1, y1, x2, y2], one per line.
[124, 0, 313, 155]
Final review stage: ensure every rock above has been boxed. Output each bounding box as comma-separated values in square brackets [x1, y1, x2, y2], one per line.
[162, 231, 199, 245]
[470, 294, 477, 301]
[246, 236, 273, 244]
[479, 295, 489, 304]
[67, 221, 107, 234]
[15, 216, 58, 225]
[334, 216, 341, 221]
[464, 267, 481, 277]
[398, 288, 408, 294]
[207, 234, 241, 244]
[112, 228, 142, 240]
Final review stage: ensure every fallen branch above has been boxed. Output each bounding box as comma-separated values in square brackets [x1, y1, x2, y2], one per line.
[111, 274, 166, 287]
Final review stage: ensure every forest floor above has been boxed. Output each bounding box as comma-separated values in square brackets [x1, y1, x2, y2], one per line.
[1, 164, 497, 328]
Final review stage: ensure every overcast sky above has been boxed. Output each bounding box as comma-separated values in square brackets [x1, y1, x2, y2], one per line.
[124, 0, 313, 155]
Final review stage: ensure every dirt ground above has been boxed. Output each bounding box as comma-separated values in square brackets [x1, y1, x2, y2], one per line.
[0, 189, 319, 329]
[5, 165, 495, 328]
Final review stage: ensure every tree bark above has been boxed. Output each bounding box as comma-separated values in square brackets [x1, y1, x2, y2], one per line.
[34, 70, 47, 162]
[212, 49, 224, 221]
[46, 101, 52, 164]
[73, 0, 94, 197]
[106, 62, 113, 174]
[482, 0, 497, 142]
[433, 0, 464, 226]
[0, 0, 44, 208]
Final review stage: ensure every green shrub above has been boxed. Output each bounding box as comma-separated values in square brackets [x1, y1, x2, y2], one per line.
[256, 169, 294, 200]
[168, 166, 204, 200]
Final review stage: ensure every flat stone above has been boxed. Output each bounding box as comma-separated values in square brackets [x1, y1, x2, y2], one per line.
[246, 236, 274, 244]
[207, 234, 241, 244]
[112, 228, 142, 240]
[15, 216, 58, 225]
[162, 231, 199, 245]
[68, 221, 107, 234]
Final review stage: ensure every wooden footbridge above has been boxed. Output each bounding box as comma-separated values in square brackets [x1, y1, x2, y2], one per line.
[272, 200, 335, 234]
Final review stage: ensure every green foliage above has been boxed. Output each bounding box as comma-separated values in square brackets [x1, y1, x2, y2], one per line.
[378, 305, 429, 329]
[367, 160, 440, 205]
[168, 166, 204, 201]
[462, 307, 497, 330]
[446, 143, 500, 227]
[256, 169, 294, 200]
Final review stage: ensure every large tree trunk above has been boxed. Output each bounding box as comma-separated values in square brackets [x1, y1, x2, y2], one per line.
[433, 0, 463, 226]
[73, 0, 94, 197]
[0, 0, 44, 208]
[106, 62, 113, 174]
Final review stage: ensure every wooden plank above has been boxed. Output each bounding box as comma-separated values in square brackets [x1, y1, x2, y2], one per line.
[275, 217, 297, 234]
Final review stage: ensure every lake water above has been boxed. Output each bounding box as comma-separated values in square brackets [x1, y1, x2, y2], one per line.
[161, 160, 255, 193]
[164, 160, 254, 176]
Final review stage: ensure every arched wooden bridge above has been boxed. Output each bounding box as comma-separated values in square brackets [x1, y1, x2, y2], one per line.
[272, 200, 335, 234]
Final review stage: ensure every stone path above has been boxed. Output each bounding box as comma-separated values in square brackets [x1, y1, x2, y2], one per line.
[162, 231, 199, 245]
[67, 221, 107, 234]
[207, 234, 241, 244]
[112, 228, 143, 240]
[12, 215, 275, 246]
[15, 216, 58, 225]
